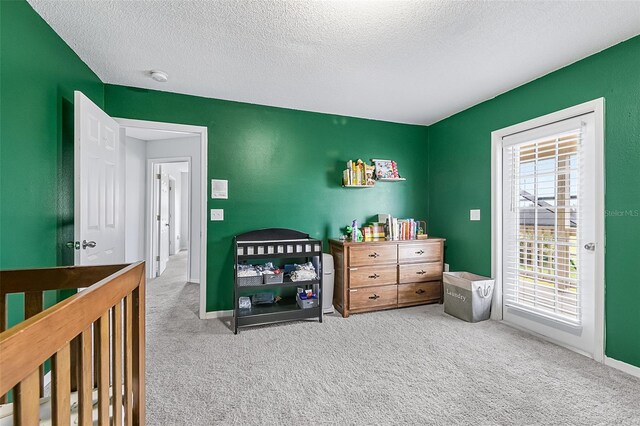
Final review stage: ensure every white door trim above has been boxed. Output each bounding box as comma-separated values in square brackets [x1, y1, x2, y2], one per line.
[116, 118, 208, 320]
[491, 98, 605, 362]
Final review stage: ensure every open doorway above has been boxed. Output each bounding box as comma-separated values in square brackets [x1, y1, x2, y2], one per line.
[152, 161, 189, 277]
[117, 119, 208, 319]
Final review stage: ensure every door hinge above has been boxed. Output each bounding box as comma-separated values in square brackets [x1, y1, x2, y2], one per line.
[156, 173, 161, 179]
[157, 215, 160, 221]
[156, 256, 160, 261]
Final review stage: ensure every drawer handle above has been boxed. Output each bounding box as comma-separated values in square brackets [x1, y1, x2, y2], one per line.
[416, 289, 426, 294]
[368, 273, 380, 279]
[368, 294, 380, 300]
[416, 270, 426, 275]
[415, 250, 424, 255]
[368, 252, 380, 258]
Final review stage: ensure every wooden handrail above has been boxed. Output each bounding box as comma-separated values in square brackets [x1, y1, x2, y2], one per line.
[0, 264, 129, 294]
[0, 262, 144, 396]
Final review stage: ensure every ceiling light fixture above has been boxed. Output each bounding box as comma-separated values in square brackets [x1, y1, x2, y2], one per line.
[150, 70, 168, 82]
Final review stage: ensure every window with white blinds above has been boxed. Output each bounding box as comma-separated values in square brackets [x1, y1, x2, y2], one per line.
[503, 127, 582, 324]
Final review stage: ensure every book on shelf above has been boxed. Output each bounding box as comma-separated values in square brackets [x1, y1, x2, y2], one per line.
[343, 159, 371, 186]
[384, 217, 420, 240]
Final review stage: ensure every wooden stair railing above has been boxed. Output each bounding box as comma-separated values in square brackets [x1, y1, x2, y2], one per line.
[0, 262, 145, 426]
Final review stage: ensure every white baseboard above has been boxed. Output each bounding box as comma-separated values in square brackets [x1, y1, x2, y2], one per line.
[188, 279, 200, 284]
[604, 356, 640, 378]
[202, 309, 233, 319]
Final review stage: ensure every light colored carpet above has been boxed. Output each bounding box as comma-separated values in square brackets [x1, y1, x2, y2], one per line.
[146, 252, 640, 425]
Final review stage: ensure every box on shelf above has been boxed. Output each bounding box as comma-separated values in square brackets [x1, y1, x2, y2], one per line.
[263, 271, 284, 284]
[252, 293, 275, 305]
[237, 275, 263, 287]
[238, 297, 251, 309]
[296, 293, 319, 309]
[377, 214, 390, 224]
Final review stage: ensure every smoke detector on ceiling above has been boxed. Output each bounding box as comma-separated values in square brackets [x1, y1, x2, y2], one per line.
[150, 70, 168, 82]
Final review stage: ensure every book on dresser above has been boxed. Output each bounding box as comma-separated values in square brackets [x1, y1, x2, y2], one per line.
[329, 237, 446, 318]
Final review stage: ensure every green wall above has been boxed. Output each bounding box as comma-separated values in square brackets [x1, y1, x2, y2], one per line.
[104, 85, 429, 312]
[0, 0, 104, 325]
[3, 0, 637, 369]
[427, 36, 640, 366]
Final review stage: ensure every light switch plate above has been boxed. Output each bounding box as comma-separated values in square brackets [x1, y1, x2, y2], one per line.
[210, 209, 224, 221]
[470, 209, 481, 221]
[211, 179, 228, 199]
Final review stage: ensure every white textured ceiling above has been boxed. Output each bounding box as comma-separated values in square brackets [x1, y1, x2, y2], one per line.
[29, 0, 640, 125]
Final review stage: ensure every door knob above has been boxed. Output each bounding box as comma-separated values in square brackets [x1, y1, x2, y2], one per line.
[584, 242, 596, 251]
[82, 240, 96, 249]
[66, 241, 80, 250]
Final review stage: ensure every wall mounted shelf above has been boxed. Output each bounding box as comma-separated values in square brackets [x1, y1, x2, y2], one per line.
[342, 185, 374, 188]
[377, 178, 406, 182]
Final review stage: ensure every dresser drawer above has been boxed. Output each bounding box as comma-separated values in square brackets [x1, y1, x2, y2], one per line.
[349, 265, 397, 288]
[398, 281, 441, 306]
[348, 245, 397, 267]
[349, 285, 397, 311]
[398, 242, 442, 263]
[398, 262, 442, 283]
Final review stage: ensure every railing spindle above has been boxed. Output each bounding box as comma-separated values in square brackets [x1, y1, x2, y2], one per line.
[15, 369, 40, 426]
[96, 313, 110, 426]
[124, 294, 133, 425]
[52, 343, 71, 425]
[132, 279, 146, 426]
[78, 328, 93, 426]
[24, 291, 45, 397]
[0, 291, 6, 404]
[112, 301, 123, 426]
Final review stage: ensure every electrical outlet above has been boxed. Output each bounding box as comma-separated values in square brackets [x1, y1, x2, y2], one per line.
[210, 209, 224, 221]
[470, 209, 481, 221]
[444, 263, 450, 272]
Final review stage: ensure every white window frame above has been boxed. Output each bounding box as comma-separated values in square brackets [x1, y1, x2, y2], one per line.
[491, 98, 605, 362]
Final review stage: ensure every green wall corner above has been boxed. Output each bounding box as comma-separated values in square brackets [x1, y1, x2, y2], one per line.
[0, 0, 104, 326]
[427, 35, 640, 367]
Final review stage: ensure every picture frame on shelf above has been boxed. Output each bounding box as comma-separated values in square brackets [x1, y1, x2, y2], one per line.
[371, 159, 394, 179]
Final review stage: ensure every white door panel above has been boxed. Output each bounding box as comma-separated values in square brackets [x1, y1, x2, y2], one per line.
[158, 167, 170, 275]
[169, 177, 177, 256]
[74, 91, 124, 266]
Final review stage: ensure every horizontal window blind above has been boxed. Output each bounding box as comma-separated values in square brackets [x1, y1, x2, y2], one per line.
[503, 129, 583, 324]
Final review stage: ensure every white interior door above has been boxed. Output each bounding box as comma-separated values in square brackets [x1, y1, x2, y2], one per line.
[74, 91, 124, 266]
[169, 177, 177, 256]
[158, 167, 170, 275]
[502, 113, 598, 358]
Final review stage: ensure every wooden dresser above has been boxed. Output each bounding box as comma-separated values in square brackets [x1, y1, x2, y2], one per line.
[329, 238, 446, 318]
